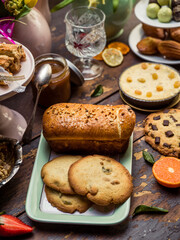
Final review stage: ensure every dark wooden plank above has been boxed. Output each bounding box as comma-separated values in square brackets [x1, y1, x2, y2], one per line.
[1, 136, 179, 240]
[0, 2, 179, 239]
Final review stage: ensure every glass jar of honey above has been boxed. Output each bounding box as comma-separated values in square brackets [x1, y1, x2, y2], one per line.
[33, 53, 71, 107]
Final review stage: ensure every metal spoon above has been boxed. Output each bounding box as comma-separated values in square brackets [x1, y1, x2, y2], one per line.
[21, 64, 52, 144]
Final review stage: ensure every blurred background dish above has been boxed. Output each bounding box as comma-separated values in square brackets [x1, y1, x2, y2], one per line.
[119, 90, 180, 112]
[135, 0, 180, 28]
[128, 24, 180, 64]
[0, 38, 35, 101]
[0, 38, 35, 141]
[119, 62, 180, 110]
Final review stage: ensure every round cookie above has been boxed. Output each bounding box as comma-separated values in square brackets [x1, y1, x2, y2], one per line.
[144, 109, 180, 158]
[41, 155, 82, 194]
[45, 186, 92, 213]
[68, 155, 133, 206]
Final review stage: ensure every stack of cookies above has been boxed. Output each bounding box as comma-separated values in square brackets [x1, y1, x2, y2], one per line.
[41, 154, 133, 214]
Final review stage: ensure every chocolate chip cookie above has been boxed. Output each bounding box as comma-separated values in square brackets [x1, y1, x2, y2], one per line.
[45, 186, 92, 213]
[144, 109, 180, 158]
[41, 155, 82, 194]
[68, 155, 133, 206]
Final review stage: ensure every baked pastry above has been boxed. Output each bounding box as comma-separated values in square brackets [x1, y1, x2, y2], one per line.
[45, 185, 92, 213]
[157, 40, 180, 60]
[119, 62, 180, 101]
[42, 103, 135, 154]
[0, 44, 26, 61]
[170, 28, 180, 42]
[142, 24, 166, 39]
[68, 155, 133, 206]
[144, 109, 180, 158]
[0, 43, 26, 74]
[0, 55, 15, 74]
[41, 155, 82, 194]
[137, 37, 162, 55]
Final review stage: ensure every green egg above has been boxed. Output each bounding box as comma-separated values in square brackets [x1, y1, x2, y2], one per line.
[158, 6, 172, 22]
[146, 3, 160, 19]
[157, 0, 170, 6]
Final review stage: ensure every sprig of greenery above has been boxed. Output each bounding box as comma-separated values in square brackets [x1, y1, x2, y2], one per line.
[51, 0, 75, 13]
[143, 150, 155, 165]
[113, 0, 119, 12]
[91, 85, 104, 97]
[133, 205, 168, 217]
[16, 5, 31, 19]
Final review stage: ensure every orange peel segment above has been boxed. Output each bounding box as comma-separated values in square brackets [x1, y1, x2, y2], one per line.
[107, 42, 130, 55]
[93, 48, 107, 60]
[152, 157, 180, 188]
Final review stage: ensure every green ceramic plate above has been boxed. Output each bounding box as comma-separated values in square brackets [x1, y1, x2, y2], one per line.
[26, 134, 133, 225]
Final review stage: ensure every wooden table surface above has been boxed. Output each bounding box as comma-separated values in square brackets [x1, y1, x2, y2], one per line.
[0, 2, 180, 240]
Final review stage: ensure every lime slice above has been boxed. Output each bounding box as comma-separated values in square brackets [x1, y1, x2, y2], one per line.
[102, 48, 124, 67]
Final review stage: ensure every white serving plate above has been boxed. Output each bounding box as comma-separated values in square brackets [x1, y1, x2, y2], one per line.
[0, 37, 35, 101]
[135, 0, 180, 29]
[128, 23, 180, 65]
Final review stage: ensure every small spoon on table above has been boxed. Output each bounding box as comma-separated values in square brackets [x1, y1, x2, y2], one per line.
[21, 63, 52, 144]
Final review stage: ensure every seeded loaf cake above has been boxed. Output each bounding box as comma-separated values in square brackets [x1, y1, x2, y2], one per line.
[42, 103, 136, 154]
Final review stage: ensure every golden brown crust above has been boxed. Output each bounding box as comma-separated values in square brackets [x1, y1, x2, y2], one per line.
[45, 186, 92, 213]
[45, 139, 129, 155]
[0, 43, 26, 74]
[0, 55, 15, 73]
[137, 37, 162, 55]
[42, 103, 135, 154]
[0, 43, 26, 61]
[68, 155, 133, 206]
[170, 28, 180, 43]
[41, 155, 82, 194]
[142, 23, 166, 40]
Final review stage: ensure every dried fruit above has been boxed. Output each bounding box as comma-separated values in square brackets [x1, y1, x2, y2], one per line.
[126, 77, 132, 82]
[141, 62, 148, 69]
[168, 72, 175, 79]
[135, 90, 142, 95]
[157, 40, 180, 59]
[174, 81, 180, 88]
[154, 64, 160, 70]
[107, 42, 130, 55]
[138, 78, 146, 83]
[146, 92, 152, 97]
[156, 85, 163, 91]
[152, 73, 158, 80]
[102, 48, 123, 67]
[93, 48, 107, 60]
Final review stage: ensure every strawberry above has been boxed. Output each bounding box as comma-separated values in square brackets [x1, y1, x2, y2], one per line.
[0, 212, 33, 237]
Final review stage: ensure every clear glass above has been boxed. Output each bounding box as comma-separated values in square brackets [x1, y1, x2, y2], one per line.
[65, 6, 106, 80]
